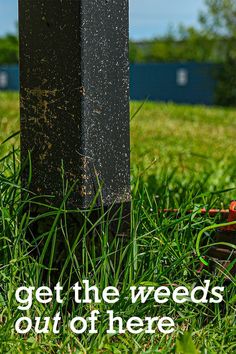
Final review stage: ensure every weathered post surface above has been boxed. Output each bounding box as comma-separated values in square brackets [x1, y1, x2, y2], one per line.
[19, 0, 130, 228]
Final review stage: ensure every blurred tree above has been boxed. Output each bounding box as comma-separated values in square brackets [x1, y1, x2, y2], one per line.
[129, 41, 144, 63]
[178, 26, 224, 62]
[131, 33, 221, 64]
[0, 33, 19, 65]
[198, 0, 236, 105]
[199, 0, 236, 38]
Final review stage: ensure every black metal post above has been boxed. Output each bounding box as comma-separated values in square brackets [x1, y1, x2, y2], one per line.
[19, 0, 130, 229]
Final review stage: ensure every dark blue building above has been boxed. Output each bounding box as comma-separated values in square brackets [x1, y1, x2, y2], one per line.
[1, 63, 218, 105]
[130, 62, 218, 105]
[0, 65, 19, 91]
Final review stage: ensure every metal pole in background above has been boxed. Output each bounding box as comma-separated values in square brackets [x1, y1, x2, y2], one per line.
[19, 0, 130, 233]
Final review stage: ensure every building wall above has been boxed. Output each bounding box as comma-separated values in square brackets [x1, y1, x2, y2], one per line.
[0, 65, 19, 91]
[130, 62, 219, 105]
[1, 63, 219, 105]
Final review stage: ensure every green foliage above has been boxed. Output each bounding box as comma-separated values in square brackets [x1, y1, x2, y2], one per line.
[199, 0, 236, 39]
[131, 30, 223, 64]
[0, 34, 19, 65]
[130, 0, 236, 66]
[199, 0, 236, 106]
[129, 41, 144, 63]
[215, 56, 236, 106]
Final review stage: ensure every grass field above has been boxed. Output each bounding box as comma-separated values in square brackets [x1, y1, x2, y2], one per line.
[0, 92, 236, 353]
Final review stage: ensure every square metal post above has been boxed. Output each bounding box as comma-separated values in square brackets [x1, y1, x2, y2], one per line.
[19, 0, 130, 223]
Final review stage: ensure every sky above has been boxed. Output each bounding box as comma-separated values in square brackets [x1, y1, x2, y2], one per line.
[0, 0, 206, 40]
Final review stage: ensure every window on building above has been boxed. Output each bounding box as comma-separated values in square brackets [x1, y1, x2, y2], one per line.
[0, 72, 9, 89]
[176, 68, 188, 86]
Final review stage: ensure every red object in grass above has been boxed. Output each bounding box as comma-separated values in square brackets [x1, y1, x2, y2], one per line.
[161, 207, 230, 218]
[161, 201, 236, 276]
[220, 200, 236, 231]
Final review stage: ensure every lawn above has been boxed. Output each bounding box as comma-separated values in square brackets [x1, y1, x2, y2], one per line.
[0, 92, 235, 353]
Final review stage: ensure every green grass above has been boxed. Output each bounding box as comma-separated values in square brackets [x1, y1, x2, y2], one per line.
[0, 92, 236, 353]
[131, 101, 236, 205]
[0, 92, 19, 144]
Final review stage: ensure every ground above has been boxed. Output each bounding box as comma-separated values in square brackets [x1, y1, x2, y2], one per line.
[0, 92, 235, 353]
